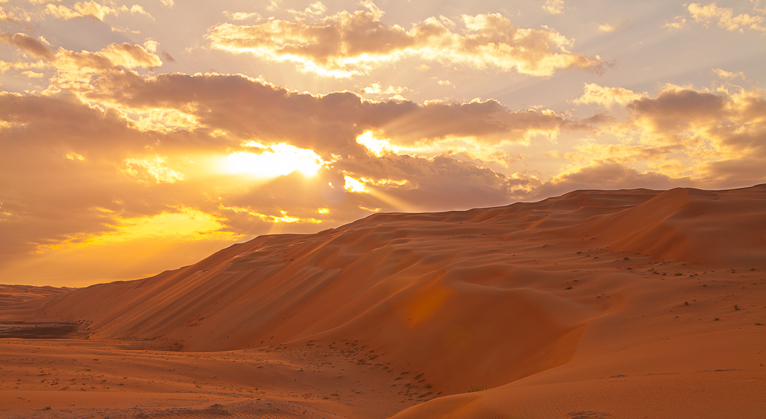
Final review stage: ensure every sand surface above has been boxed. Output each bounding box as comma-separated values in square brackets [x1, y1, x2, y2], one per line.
[1, 185, 765, 418]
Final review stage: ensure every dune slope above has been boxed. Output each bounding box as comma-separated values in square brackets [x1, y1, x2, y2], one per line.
[8, 184, 766, 418]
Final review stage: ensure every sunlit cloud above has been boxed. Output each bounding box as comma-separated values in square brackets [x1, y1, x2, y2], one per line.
[226, 142, 328, 178]
[45, 1, 154, 22]
[663, 16, 687, 30]
[0, 5, 32, 24]
[712, 68, 745, 79]
[219, 205, 322, 224]
[567, 82, 766, 183]
[574, 83, 645, 108]
[361, 82, 411, 99]
[206, 7, 604, 77]
[542, 0, 565, 15]
[287, 1, 327, 21]
[123, 156, 185, 184]
[65, 152, 85, 161]
[687, 2, 766, 32]
[356, 131, 397, 156]
[598, 18, 632, 33]
[224, 11, 262, 21]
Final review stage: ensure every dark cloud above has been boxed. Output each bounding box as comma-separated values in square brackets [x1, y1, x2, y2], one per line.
[0, 31, 55, 60]
[627, 88, 726, 133]
[87, 72, 568, 155]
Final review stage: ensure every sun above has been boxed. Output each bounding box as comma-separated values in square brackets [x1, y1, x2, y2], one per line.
[226, 142, 326, 178]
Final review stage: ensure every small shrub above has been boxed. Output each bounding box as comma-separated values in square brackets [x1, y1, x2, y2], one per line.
[467, 384, 487, 392]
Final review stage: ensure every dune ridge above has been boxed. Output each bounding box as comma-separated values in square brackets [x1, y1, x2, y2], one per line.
[2, 184, 765, 418]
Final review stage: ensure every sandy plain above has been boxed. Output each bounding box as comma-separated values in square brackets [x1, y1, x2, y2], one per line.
[1, 185, 765, 418]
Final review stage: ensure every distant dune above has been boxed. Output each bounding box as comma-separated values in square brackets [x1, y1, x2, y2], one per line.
[1, 185, 765, 418]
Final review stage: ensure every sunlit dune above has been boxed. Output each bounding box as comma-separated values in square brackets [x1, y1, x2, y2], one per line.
[1, 185, 764, 418]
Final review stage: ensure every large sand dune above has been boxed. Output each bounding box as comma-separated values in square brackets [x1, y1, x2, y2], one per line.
[1, 185, 765, 418]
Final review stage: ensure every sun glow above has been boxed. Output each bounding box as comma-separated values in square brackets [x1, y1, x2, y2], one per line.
[356, 131, 397, 157]
[227, 142, 326, 178]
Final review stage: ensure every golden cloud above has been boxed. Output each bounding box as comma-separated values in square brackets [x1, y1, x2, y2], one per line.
[568, 82, 766, 184]
[206, 8, 604, 77]
[574, 83, 644, 108]
[45, 1, 154, 21]
[687, 3, 766, 32]
[542, 0, 565, 15]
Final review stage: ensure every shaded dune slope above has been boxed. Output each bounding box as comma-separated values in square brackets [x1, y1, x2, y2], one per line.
[32, 185, 766, 404]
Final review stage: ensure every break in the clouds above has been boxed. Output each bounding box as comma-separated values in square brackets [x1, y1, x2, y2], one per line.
[207, 5, 604, 77]
[0, 0, 765, 286]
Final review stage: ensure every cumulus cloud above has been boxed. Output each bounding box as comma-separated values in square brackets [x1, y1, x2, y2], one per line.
[687, 2, 766, 32]
[547, 161, 686, 193]
[569, 83, 766, 185]
[81, 72, 571, 153]
[574, 83, 644, 108]
[542, 0, 565, 15]
[206, 8, 605, 77]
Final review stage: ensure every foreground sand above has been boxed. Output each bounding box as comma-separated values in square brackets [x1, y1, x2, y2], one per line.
[1, 185, 765, 418]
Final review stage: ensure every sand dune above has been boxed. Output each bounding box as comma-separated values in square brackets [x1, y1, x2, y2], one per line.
[1, 185, 765, 418]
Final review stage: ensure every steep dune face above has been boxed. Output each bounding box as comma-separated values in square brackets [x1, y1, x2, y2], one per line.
[35, 185, 766, 405]
[580, 185, 766, 267]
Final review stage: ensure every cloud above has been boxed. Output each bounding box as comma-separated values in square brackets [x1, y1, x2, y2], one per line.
[81, 72, 571, 153]
[598, 18, 632, 33]
[287, 1, 327, 21]
[712, 68, 745, 79]
[0, 5, 32, 25]
[46, 1, 118, 21]
[224, 11, 261, 21]
[627, 85, 727, 133]
[570, 83, 766, 184]
[687, 2, 766, 32]
[361, 82, 410, 99]
[206, 8, 605, 77]
[574, 83, 644, 108]
[45, 1, 154, 22]
[0, 31, 55, 60]
[542, 0, 564, 15]
[538, 161, 688, 198]
[97, 43, 163, 69]
[663, 16, 687, 30]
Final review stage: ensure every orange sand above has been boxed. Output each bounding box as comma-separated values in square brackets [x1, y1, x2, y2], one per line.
[1, 185, 765, 418]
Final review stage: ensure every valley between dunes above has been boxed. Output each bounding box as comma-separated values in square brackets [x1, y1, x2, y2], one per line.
[1, 185, 765, 418]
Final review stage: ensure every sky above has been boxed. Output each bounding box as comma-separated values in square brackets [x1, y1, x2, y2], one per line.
[0, 0, 764, 287]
